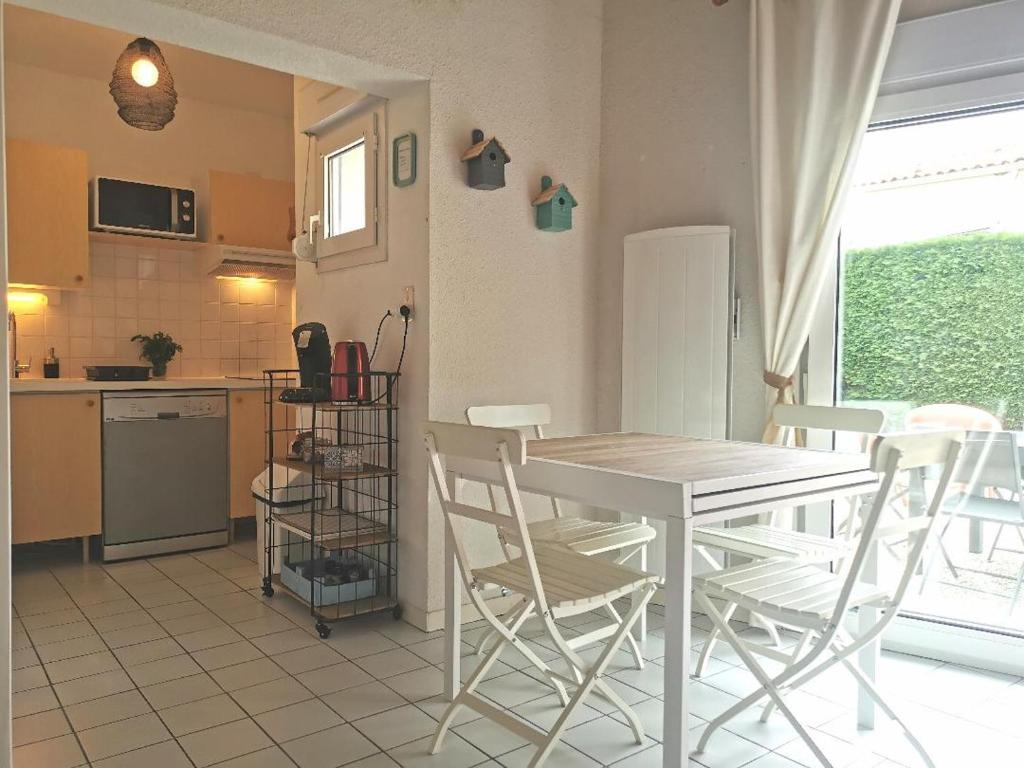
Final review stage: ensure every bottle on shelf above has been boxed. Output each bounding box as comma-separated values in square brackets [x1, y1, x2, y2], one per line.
[43, 348, 60, 379]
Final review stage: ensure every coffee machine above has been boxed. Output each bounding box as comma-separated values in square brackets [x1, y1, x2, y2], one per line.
[279, 322, 332, 403]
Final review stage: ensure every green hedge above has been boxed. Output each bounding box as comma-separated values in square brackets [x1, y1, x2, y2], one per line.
[841, 233, 1024, 428]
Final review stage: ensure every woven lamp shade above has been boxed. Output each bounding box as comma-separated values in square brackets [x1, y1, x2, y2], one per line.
[109, 38, 177, 131]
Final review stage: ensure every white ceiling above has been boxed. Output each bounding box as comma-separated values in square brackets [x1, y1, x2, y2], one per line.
[3, 4, 293, 118]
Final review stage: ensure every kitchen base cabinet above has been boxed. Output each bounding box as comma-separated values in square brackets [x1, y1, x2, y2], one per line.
[12, 385, 270, 555]
[11, 394, 101, 553]
[229, 390, 288, 527]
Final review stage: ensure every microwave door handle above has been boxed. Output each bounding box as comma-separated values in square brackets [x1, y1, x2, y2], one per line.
[170, 188, 179, 234]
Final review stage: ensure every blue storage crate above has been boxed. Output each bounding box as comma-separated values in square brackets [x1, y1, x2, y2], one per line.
[280, 554, 377, 606]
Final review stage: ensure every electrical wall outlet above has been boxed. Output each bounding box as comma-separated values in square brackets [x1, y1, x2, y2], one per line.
[401, 286, 415, 320]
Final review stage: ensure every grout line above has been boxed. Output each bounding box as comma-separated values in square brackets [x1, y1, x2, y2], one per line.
[19, 548, 264, 765]
[141, 550, 307, 765]
[18, 538, 993, 768]
[62, 565, 202, 768]
[19, 571, 144, 768]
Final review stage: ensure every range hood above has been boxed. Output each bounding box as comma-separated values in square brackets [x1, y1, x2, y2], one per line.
[201, 244, 295, 281]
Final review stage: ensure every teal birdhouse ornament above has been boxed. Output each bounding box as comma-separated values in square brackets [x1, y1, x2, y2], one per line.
[532, 176, 577, 232]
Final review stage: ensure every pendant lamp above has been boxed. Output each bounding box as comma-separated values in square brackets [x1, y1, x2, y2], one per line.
[109, 37, 177, 131]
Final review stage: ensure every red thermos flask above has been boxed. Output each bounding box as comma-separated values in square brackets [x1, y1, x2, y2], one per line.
[331, 341, 370, 402]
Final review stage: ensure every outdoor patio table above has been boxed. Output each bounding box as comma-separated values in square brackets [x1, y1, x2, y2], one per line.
[441, 432, 880, 768]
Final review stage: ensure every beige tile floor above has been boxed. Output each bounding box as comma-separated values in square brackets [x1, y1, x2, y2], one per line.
[10, 532, 1024, 768]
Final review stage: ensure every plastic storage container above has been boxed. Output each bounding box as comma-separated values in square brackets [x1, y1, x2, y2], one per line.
[280, 552, 377, 607]
[252, 464, 325, 578]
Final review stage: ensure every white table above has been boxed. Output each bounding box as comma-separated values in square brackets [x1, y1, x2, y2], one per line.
[442, 432, 880, 768]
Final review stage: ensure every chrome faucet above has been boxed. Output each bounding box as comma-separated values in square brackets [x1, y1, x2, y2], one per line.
[8, 311, 31, 378]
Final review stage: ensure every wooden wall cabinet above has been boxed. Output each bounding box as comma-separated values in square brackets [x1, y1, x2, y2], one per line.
[11, 394, 102, 544]
[209, 170, 295, 252]
[6, 139, 90, 289]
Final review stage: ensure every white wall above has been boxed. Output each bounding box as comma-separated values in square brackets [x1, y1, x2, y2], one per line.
[293, 81, 433, 626]
[596, 0, 762, 440]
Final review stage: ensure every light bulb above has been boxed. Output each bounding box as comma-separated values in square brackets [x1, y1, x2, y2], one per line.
[131, 58, 159, 87]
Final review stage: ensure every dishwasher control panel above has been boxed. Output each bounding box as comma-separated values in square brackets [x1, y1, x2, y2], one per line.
[102, 391, 228, 422]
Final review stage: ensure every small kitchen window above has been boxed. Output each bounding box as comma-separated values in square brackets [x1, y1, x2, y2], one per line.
[324, 138, 366, 237]
[316, 108, 380, 260]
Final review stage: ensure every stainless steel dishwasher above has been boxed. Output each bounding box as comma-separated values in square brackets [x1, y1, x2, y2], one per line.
[102, 390, 229, 560]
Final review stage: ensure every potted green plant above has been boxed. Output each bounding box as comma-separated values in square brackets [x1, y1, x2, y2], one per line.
[131, 331, 183, 378]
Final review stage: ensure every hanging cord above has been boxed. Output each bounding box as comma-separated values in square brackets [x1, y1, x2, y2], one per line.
[300, 132, 313, 229]
[364, 307, 411, 404]
[368, 309, 392, 364]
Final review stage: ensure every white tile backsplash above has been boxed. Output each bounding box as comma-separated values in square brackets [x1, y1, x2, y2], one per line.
[69, 316, 92, 337]
[14, 242, 295, 379]
[93, 297, 115, 318]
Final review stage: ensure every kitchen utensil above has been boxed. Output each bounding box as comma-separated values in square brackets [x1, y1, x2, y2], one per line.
[84, 365, 151, 381]
[331, 340, 370, 402]
[279, 322, 332, 403]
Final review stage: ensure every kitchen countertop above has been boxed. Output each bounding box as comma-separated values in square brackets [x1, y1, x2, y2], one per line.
[10, 377, 265, 393]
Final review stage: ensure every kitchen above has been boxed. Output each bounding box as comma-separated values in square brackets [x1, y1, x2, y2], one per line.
[4, 4, 302, 571]
[5, 5, 430, 762]
[5, 3, 412, 614]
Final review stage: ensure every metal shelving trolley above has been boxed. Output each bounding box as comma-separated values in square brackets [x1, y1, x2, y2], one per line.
[260, 369, 400, 638]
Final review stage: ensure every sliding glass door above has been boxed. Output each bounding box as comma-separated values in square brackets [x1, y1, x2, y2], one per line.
[833, 106, 1024, 639]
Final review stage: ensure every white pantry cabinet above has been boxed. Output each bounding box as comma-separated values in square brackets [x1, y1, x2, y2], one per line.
[621, 225, 733, 575]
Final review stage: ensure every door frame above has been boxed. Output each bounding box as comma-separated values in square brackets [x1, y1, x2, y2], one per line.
[807, 0, 1024, 673]
[0, 2, 12, 760]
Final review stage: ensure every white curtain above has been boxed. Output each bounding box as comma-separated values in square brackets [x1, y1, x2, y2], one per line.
[752, 0, 901, 443]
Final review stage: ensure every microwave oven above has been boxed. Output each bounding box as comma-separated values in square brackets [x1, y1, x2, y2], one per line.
[91, 177, 197, 240]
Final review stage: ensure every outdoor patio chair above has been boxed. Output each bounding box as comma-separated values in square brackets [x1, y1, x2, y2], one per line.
[924, 430, 1024, 613]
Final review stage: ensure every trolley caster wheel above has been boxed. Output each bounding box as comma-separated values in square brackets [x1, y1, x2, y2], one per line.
[316, 622, 332, 639]
[392, 604, 403, 621]
[261, 581, 274, 598]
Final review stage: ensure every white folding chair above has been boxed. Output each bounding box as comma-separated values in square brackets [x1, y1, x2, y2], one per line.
[692, 430, 964, 768]
[466, 404, 657, 668]
[924, 430, 1024, 613]
[692, 404, 884, 675]
[424, 421, 659, 768]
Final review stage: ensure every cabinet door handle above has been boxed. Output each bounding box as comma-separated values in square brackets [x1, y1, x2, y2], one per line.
[85, 399, 95, 408]
[74, 275, 84, 283]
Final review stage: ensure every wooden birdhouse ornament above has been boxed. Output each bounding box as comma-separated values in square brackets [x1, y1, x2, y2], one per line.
[461, 129, 510, 190]
[532, 176, 577, 232]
